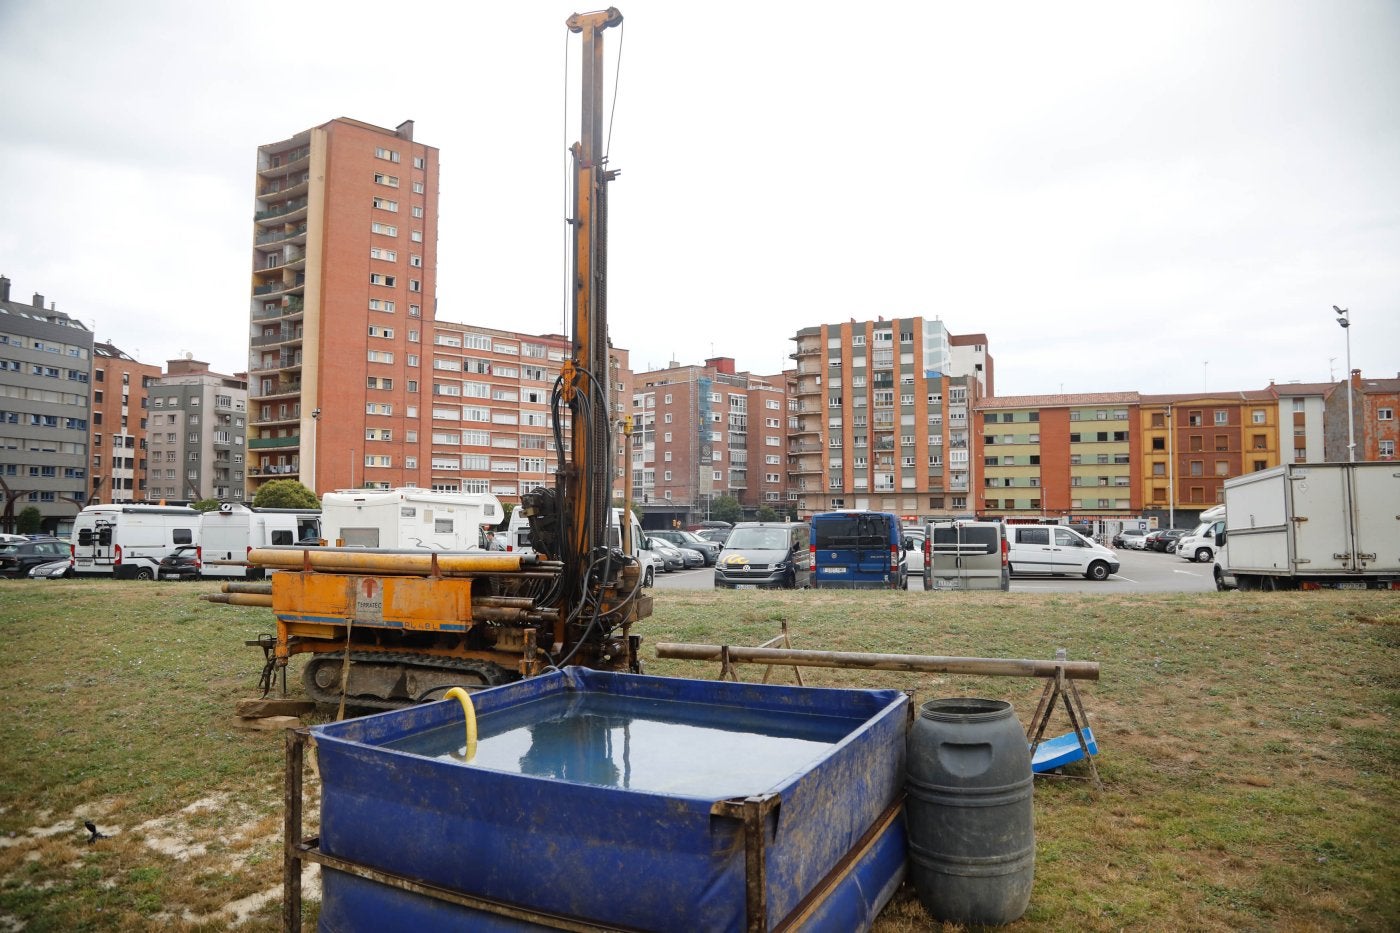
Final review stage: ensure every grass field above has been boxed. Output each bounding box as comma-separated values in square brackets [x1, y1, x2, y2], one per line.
[0, 579, 1396, 931]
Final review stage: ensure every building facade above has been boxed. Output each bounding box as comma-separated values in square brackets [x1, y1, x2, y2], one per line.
[1139, 391, 1279, 520]
[980, 393, 1140, 521]
[89, 342, 161, 504]
[629, 357, 788, 526]
[248, 118, 438, 495]
[422, 319, 635, 509]
[0, 278, 92, 534]
[1269, 382, 1333, 464]
[788, 317, 988, 520]
[1358, 374, 1399, 461]
[147, 359, 249, 502]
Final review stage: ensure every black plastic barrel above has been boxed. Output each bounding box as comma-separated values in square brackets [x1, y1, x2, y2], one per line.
[906, 697, 1034, 925]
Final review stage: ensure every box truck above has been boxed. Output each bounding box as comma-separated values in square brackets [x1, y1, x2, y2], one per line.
[1214, 462, 1399, 591]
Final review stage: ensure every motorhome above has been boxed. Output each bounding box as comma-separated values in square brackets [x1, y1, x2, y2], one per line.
[318, 488, 502, 550]
[1176, 504, 1226, 564]
[70, 504, 201, 580]
[199, 504, 321, 578]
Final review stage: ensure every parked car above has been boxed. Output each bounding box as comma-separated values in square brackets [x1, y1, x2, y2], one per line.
[694, 527, 731, 545]
[0, 537, 69, 578]
[1113, 528, 1149, 549]
[1151, 529, 1190, 552]
[713, 522, 812, 589]
[902, 527, 926, 577]
[28, 558, 73, 580]
[157, 545, 202, 580]
[645, 538, 685, 572]
[647, 530, 722, 566]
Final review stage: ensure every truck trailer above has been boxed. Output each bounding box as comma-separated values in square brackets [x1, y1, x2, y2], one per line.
[1214, 461, 1400, 591]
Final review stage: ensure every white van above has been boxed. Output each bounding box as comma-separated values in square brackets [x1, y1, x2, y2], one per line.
[1006, 523, 1120, 581]
[71, 504, 201, 580]
[509, 504, 657, 587]
[319, 488, 502, 550]
[199, 504, 321, 578]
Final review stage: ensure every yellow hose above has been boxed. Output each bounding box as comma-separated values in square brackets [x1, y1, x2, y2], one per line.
[443, 687, 477, 762]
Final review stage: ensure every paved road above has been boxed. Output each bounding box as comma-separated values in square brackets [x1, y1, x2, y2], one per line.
[652, 546, 1215, 594]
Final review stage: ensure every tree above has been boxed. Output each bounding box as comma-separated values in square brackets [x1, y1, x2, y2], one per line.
[755, 505, 780, 523]
[190, 498, 221, 512]
[252, 480, 319, 510]
[16, 506, 43, 535]
[709, 495, 743, 525]
[496, 501, 514, 532]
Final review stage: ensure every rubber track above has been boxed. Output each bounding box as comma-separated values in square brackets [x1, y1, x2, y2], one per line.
[302, 651, 518, 710]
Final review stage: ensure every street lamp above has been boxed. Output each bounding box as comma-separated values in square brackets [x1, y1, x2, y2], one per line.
[1333, 306, 1355, 462]
[310, 408, 321, 493]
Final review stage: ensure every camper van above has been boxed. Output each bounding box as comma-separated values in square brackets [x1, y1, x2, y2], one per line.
[70, 504, 201, 580]
[318, 488, 502, 550]
[810, 510, 908, 589]
[1177, 504, 1226, 564]
[199, 504, 321, 578]
[509, 506, 657, 586]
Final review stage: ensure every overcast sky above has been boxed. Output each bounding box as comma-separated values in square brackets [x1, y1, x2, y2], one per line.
[2, 1, 1396, 397]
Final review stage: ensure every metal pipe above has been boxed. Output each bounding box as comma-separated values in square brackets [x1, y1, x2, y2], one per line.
[248, 549, 533, 575]
[222, 582, 274, 595]
[202, 593, 274, 608]
[655, 643, 1100, 680]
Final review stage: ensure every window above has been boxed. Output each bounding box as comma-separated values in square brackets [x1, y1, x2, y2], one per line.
[369, 299, 395, 312]
[372, 197, 398, 212]
[410, 230, 423, 243]
[413, 181, 425, 194]
[1379, 408, 1394, 421]
[371, 222, 398, 236]
[1252, 409, 1266, 424]
[409, 279, 421, 292]
[412, 206, 424, 218]
[413, 156, 425, 169]
[370, 273, 396, 287]
[1381, 440, 1395, 458]
[375, 147, 400, 163]
[1214, 411, 1228, 425]
[410, 254, 423, 268]
[374, 172, 400, 187]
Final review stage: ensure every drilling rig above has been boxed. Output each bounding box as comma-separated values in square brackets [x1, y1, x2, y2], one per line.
[220, 9, 646, 709]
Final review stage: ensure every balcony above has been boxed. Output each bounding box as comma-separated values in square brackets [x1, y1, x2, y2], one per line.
[254, 198, 309, 223]
[249, 435, 300, 450]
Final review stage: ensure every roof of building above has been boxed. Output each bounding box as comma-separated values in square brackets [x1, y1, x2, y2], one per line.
[1269, 381, 1337, 397]
[977, 392, 1139, 410]
[1139, 389, 1277, 404]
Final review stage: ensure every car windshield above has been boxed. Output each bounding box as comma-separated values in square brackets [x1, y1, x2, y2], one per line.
[725, 528, 789, 550]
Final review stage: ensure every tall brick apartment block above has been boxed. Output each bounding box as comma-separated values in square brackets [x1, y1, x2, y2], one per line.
[248, 118, 438, 495]
[89, 342, 160, 504]
[788, 318, 990, 520]
[630, 357, 788, 526]
[423, 320, 634, 508]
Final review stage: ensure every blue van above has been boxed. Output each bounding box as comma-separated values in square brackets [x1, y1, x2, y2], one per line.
[810, 510, 908, 589]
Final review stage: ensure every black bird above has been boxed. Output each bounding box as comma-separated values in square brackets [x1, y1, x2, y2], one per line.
[84, 821, 109, 843]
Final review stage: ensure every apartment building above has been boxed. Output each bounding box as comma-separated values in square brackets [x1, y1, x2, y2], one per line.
[630, 357, 787, 525]
[980, 393, 1140, 521]
[1139, 391, 1279, 515]
[788, 317, 988, 520]
[147, 359, 249, 502]
[1269, 382, 1333, 463]
[424, 320, 634, 508]
[248, 118, 438, 495]
[0, 279, 92, 534]
[89, 342, 160, 504]
[1357, 374, 1399, 461]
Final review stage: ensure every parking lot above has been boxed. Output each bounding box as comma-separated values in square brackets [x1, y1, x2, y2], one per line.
[653, 544, 1215, 594]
